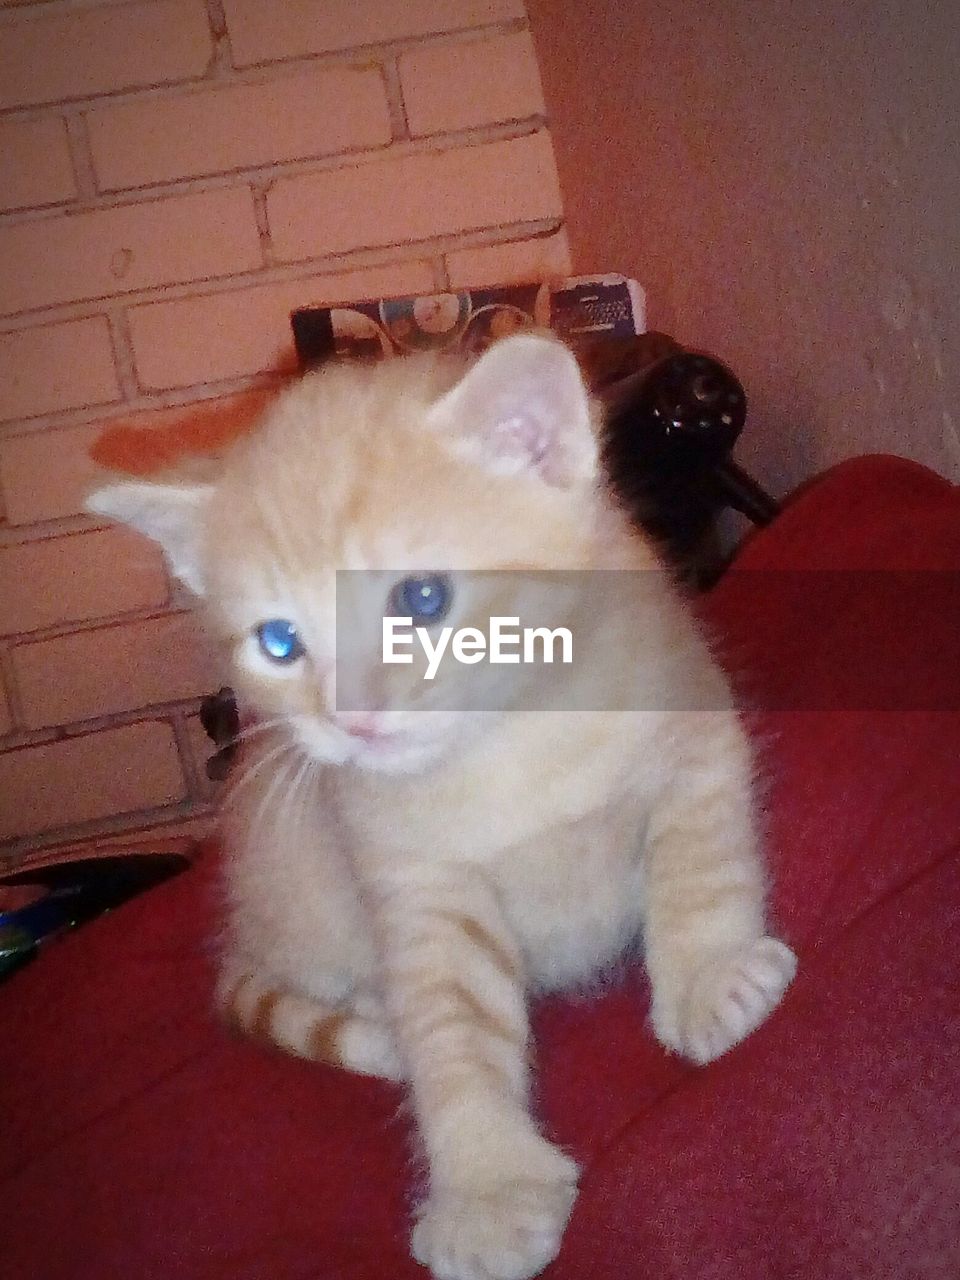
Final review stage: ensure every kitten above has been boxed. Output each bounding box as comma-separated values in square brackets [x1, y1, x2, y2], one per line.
[89, 334, 796, 1280]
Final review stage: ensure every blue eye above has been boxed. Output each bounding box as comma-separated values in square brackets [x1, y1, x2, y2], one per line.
[389, 574, 452, 624]
[255, 618, 305, 664]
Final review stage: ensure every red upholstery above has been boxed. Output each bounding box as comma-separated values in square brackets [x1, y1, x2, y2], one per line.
[3, 455, 958, 1280]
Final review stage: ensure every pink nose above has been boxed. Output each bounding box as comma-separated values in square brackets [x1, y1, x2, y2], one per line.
[334, 712, 389, 741]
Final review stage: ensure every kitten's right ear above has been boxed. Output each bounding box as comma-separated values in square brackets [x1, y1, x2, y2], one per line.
[86, 481, 212, 596]
[426, 334, 597, 488]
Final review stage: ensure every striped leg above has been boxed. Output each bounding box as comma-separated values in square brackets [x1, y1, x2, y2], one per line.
[644, 713, 797, 1064]
[218, 966, 404, 1082]
[377, 869, 578, 1280]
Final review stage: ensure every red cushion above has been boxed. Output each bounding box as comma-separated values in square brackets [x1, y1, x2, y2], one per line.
[2, 454, 958, 1280]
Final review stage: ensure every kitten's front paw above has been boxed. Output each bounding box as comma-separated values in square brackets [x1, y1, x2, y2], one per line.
[652, 935, 797, 1065]
[412, 1151, 578, 1280]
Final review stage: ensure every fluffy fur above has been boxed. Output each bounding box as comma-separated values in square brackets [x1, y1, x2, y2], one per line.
[89, 335, 796, 1280]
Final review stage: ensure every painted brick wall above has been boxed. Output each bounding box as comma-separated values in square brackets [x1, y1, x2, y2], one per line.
[0, 0, 572, 869]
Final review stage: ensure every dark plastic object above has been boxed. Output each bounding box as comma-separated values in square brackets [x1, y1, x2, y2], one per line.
[0, 851, 191, 982]
[599, 337, 780, 569]
[200, 685, 240, 781]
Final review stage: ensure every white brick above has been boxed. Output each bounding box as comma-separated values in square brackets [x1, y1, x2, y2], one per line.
[400, 32, 545, 135]
[0, 529, 169, 636]
[0, 423, 104, 524]
[0, 0, 213, 110]
[268, 133, 564, 261]
[0, 117, 76, 212]
[87, 65, 391, 191]
[0, 189, 262, 317]
[12, 612, 220, 729]
[446, 229, 572, 287]
[0, 319, 120, 424]
[223, 0, 526, 66]
[128, 262, 436, 389]
[0, 721, 186, 842]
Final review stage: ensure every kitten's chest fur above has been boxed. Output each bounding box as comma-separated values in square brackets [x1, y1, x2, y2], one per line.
[338, 712, 659, 989]
[489, 797, 648, 989]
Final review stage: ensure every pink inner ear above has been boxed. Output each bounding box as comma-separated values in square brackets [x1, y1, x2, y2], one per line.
[429, 335, 596, 487]
[485, 401, 587, 487]
[496, 412, 550, 467]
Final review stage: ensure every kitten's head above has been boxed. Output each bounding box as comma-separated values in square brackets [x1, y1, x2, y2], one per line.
[89, 334, 603, 774]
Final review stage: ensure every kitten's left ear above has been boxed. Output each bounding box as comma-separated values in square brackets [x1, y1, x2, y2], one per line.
[86, 480, 212, 596]
[427, 334, 597, 487]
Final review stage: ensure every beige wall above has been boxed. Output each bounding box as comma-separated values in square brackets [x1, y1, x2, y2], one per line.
[0, 0, 571, 868]
[528, 0, 960, 495]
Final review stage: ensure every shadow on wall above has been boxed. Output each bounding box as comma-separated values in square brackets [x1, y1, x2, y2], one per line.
[90, 384, 281, 476]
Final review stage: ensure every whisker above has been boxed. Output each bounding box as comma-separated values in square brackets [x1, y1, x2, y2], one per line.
[229, 739, 297, 803]
[289, 753, 318, 840]
[280, 756, 307, 832]
[235, 716, 289, 744]
[252, 748, 302, 834]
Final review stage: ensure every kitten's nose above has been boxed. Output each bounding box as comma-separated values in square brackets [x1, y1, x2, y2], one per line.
[334, 712, 391, 741]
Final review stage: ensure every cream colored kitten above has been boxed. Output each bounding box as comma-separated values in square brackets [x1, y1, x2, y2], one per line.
[89, 335, 796, 1280]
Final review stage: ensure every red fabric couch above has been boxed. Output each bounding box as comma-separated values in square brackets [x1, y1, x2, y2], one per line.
[3, 455, 958, 1280]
